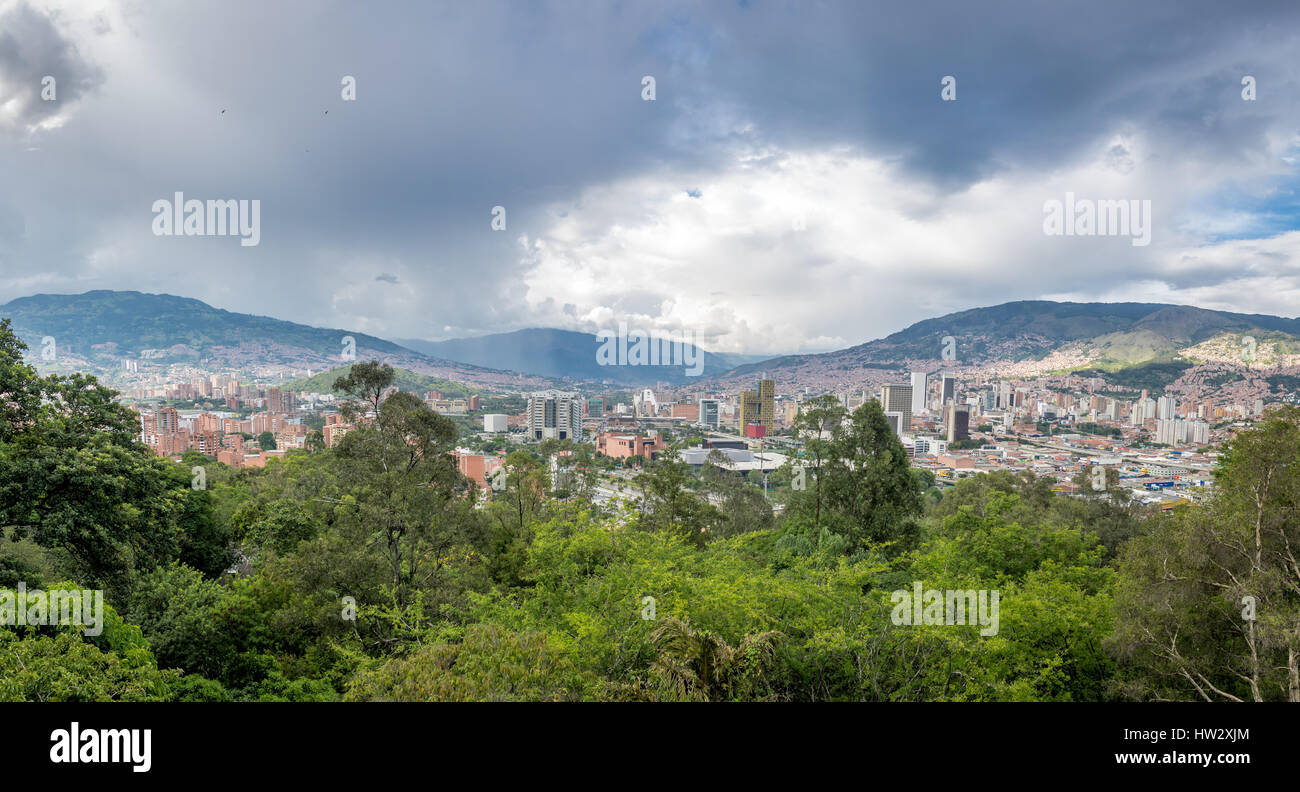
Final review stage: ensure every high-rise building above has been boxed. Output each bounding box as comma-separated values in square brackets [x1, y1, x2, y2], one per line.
[879, 383, 913, 435]
[738, 379, 775, 433]
[1156, 418, 1182, 446]
[635, 388, 659, 417]
[268, 387, 285, 414]
[698, 397, 721, 429]
[1156, 417, 1209, 446]
[909, 372, 928, 414]
[526, 391, 582, 441]
[997, 381, 1012, 410]
[946, 403, 970, 443]
[1157, 395, 1177, 421]
[941, 373, 956, 406]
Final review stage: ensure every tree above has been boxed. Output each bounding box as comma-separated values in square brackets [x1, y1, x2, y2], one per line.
[332, 361, 396, 419]
[700, 454, 774, 538]
[0, 632, 177, 702]
[791, 394, 846, 527]
[1112, 406, 1300, 701]
[332, 391, 472, 591]
[649, 617, 781, 701]
[258, 431, 277, 451]
[344, 625, 588, 702]
[0, 320, 219, 594]
[819, 399, 924, 553]
[634, 449, 722, 548]
[1072, 464, 1119, 496]
[0, 319, 41, 444]
[482, 451, 549, 585]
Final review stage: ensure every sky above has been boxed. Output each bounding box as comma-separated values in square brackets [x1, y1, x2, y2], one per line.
[2, 0, 1300, 355]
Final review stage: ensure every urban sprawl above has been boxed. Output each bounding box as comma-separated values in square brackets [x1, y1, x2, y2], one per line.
[124, 362, 1277, 511]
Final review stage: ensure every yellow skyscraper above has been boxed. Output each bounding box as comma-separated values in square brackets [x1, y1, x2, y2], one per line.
[739, 379, 775, 434]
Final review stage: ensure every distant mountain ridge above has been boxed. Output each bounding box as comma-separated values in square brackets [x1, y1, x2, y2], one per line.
[4, 292, 1299, 394]
[0, 291, 552, 389]
[394, 328, 772, 385]
[715, 301, 1300, 392]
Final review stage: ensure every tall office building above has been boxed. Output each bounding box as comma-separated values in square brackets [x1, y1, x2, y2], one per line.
[909, 371, 927, 414]
[698, 397, 721, 429]
[941, 373, 956, 406]
[997, 381, 1012, 409]
[526, 391, 583, 441]
[879, 383, 913, 435]
[946, 403, 970, 443]
[738, 379, 775, 433]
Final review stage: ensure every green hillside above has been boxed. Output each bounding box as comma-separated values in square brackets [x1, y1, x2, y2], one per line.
[283, 365, 479, 397]
[0, 290, 415, 360]
[1071, 359, 1194, 395]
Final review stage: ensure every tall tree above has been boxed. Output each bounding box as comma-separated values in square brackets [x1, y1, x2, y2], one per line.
[332, 361, 396, 419]
[820, 399, 923, 553]
[332, 391, 468, 591]
[791, 394, 845, 527]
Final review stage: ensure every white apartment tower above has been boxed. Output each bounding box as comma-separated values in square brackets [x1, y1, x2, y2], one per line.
[909, 371, 928, 415]
[526, 391, 583, 441]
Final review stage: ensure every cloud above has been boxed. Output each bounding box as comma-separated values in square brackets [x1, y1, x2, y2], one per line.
[1, 0, 1299, 355]
[0, 0, 104, 138]
[516, 135, 1300, 353]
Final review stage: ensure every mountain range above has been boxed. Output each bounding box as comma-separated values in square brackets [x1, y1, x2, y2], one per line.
[3, 291, 1299, 393]
[714, 301, 1300, 393]
[0, 291, 550, 389]
[394, 329, 770, 385]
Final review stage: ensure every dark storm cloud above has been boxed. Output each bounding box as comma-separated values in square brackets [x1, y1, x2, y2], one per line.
[0, 1, 103, 136]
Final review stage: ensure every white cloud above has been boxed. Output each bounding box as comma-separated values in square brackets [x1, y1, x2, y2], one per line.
[517, 134, 1300, 353]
